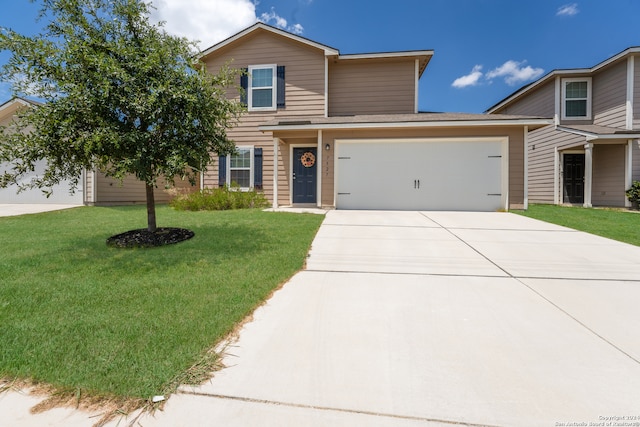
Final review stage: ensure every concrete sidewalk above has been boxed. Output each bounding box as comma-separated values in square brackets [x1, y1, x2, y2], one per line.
[3, 210, 640, 426]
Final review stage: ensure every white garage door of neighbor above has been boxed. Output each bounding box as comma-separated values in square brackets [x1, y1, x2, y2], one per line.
[0, 160, 83, 204]
[335, 138, 507, 211]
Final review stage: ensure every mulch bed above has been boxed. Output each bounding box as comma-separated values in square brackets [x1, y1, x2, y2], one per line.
[106, 227, 194, 248]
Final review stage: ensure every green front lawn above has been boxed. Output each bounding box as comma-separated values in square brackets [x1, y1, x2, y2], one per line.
[514, 204, 640, 246]
[0, 206, 324, 399]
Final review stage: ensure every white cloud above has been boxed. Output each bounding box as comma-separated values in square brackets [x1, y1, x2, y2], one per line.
[0, 82, 11, 101]
[451, 65, 483, 88]
[150, 0, 258, 49]
[453, 60, 544, 89]
[486, 60, 544, 85]
[259, 7, 304, 34]
[149, 1, 306, 49]
[557, 3, 579, 16]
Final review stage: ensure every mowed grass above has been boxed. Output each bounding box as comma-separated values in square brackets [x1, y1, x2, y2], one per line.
[515, 204, 640, 246]
[0, 206, 324, 399]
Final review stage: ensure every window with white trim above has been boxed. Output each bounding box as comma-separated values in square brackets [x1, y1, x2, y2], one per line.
[228, 147, 253, 189]
[248, 64, 277, 111]
[562, 77, 592, 120]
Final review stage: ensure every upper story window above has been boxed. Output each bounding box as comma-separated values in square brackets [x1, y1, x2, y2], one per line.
[248, 65, 277, 111]
[241, 65, 285, 111]
[561, 77, 592, 120]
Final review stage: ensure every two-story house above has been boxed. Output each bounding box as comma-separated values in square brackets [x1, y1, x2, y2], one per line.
[200, 23, 550, 211]
[487, 47, 640, 208]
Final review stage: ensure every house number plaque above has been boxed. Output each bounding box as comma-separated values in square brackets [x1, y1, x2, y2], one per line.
[300, 152, 316, 168]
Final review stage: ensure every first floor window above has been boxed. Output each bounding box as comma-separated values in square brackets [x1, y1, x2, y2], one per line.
[228, 147, 253, 189]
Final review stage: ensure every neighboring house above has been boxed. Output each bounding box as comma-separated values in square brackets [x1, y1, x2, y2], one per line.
[0, 97, 193, 205]
[200, 23, 550, 211]
[487, 47, 640, 208]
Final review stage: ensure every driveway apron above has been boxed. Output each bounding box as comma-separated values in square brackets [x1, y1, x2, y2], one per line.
[7, 210, 639, 426]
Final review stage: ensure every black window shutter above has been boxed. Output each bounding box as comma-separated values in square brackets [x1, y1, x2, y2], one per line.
[218, 155, 227, 187]
[240, 68, 248, 106]
[254, 148, 263, 190]
[277, 66, 285, 108]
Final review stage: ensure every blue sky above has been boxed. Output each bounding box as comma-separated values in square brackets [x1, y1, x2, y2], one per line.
[1, 0, 639, 113]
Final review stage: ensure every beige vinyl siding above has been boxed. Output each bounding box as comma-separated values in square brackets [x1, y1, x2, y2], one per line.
[328, 59, 416, 116]
[592, 144, 626, 206]
[95, 172, 196, 204]
[593, 61, 627, 128]
[527, 126, 583, 204]
[493, 80, 555, 117]
[320, 126, 526, 209]
[204, 31, 326, 117]
[0, 114, 13, 127]
[202, 30, 326, 202]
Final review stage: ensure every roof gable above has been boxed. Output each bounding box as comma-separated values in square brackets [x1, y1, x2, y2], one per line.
[199, 23, 433, 77]
[0, 97, 39, 123]
[199, 22, 339, 60]
[487, 46, 640, 113]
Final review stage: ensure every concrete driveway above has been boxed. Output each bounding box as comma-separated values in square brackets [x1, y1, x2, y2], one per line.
[0, 204, 81, 217]
[4, 210, 640, 426]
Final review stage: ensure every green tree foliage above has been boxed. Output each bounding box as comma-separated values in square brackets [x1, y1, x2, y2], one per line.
[0, 0, 243, 231]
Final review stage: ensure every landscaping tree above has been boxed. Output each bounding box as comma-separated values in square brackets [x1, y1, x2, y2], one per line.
[0, 0, 243, 239]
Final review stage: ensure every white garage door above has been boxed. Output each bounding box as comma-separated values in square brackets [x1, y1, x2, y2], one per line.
[335, 138, 507, 211]
[0, 160, 83, 204]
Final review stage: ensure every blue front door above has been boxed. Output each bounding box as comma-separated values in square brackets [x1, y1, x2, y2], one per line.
[293, 147, 317, 204]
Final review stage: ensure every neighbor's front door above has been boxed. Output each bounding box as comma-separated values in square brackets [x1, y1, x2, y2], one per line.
[563, 153, 585, 204]
[292, 147, 317, 204]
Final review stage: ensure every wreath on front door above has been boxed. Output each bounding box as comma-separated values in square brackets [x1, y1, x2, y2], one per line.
[300, 151, 316, 168]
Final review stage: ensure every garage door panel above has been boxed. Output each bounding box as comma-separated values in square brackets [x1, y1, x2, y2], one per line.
[0, 160, 83, 204]
[336, 139, 505, 211]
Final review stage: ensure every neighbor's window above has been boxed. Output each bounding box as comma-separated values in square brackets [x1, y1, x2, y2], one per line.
[228, 147, 253, 189]
[248, 64, 277, 111]
[562, 78, 592, 120]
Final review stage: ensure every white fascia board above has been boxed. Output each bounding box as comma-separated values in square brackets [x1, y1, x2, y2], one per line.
[260, 118, 553, 132]
[337, 50, 434, 61]
[556, 126, 640, 141]
[0, 97, 31, 113]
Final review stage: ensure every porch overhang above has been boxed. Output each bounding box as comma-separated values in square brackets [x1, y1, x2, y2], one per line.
[556, 124, 640, 141]
[259, 113, 552, 133]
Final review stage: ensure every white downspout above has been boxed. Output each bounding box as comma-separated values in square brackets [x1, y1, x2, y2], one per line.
[553, 147, 559, 205]
[626, 56, 634, 130]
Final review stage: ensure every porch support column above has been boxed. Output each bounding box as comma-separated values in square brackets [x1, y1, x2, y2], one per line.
[273, 137, 279, 209]
[553, 147, 559, 204]
[583, 142, 593, 208]
[626, 140, 633, 207]
[316, 130, 323, 207]
[523, 126, 529, 210]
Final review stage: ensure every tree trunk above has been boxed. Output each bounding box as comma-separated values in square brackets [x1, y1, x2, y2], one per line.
[145, 183, 157, 232]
